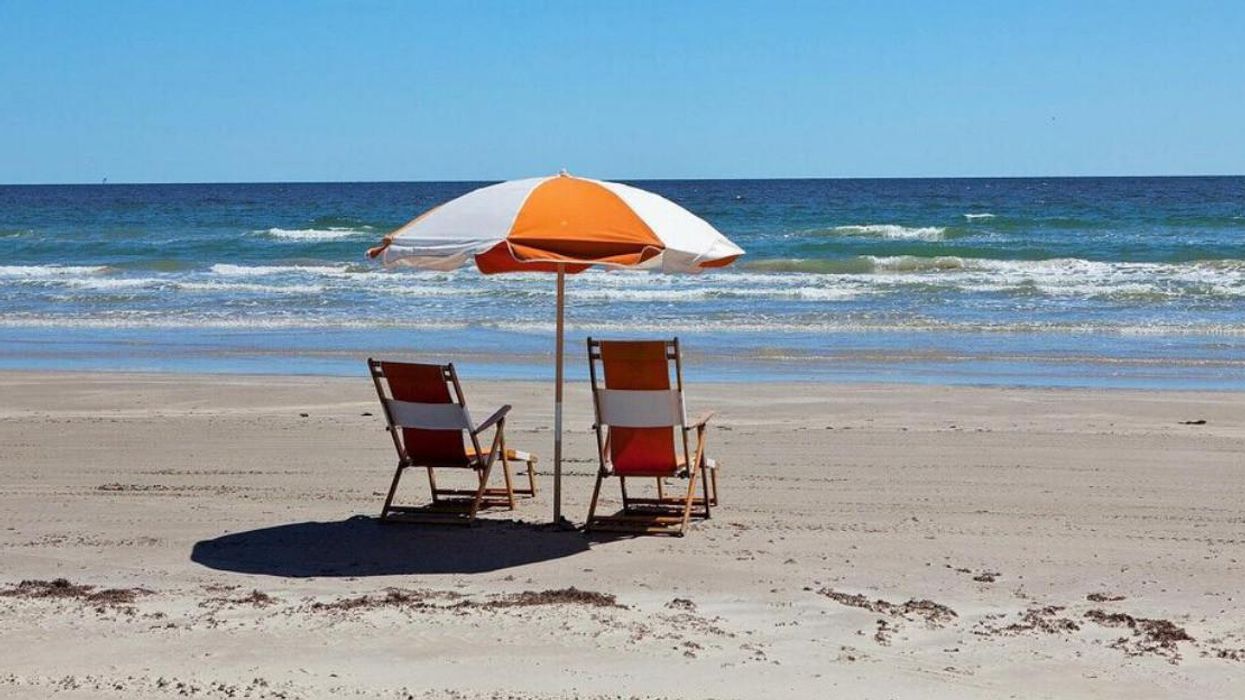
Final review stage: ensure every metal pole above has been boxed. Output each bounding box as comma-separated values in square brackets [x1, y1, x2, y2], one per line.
[553, 264, 566, 524]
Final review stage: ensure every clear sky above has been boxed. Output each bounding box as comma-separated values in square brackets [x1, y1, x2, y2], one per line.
[2, 1, 1243, 183]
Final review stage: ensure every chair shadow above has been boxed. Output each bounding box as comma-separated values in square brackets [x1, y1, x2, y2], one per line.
[190, 515, 591, 577]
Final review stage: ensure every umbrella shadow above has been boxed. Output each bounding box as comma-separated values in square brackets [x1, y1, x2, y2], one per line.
[190, 515, 591, 577]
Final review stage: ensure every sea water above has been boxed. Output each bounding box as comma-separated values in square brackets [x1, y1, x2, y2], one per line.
[1, 177, 1243, 389]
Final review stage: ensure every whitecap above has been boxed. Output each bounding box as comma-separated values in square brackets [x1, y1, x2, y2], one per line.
[0, 264, 111, 279]
[60, 277, 166, 291]
[866, 255, 971, 273]
[963, 213, 996, 220]
[209, 263, 350, 277]
[176, 281, 326, 295]
[857, 256, 1245, 298]
[569, 285, 862, 303]
[829, 224, 947, 241]
[257, 227, 374, 241]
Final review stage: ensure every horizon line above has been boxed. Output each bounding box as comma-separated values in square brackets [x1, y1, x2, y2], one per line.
[2, 173, 1244, 187]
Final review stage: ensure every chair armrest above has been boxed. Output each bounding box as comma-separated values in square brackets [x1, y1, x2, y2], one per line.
[471, 405, 511, 435]
[685, 411, 716, 430]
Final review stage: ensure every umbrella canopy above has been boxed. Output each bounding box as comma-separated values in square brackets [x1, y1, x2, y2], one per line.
[367, 172, 743, 524]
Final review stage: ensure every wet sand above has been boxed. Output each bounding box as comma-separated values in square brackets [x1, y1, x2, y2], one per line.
[1, 371, 1243, 698]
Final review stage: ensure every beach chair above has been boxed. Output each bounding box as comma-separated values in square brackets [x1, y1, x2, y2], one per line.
[367, 359, 538, 525]
[585, 338, 719, 536]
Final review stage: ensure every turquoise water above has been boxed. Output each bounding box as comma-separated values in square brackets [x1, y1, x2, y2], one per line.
[1, 178, 1243, 389]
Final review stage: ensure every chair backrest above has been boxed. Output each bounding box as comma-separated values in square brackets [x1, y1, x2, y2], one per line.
[587, 338, 690, 475]
[367, 360, 479, 467]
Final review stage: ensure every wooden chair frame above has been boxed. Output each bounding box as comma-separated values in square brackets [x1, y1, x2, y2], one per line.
[367, 359, 536, 525]
[584, 338, 717, 537]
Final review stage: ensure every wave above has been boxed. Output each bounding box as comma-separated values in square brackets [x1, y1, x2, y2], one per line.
[827, 224, 948, 241]
[736, 255, 1245, 300]
[175, 281, 326, 295]
[745, 257, 973, 274]
[207, 262, 459, 284]
[864, 256, 1245, 299]
[488, 318, 1245, 337]
[743, 258, 875, 274]
[748, 254, 1022, 276]
[257, 227, 374, 241]
[6, 312, 1243, 337]
[750, 254, 1244, 275]
[60, 277, 166, 291]
[570, 286, 863, 303]
[865, 256, 976, 273]
[0, 315, 472, 331]
[863, 255, 1245, 276]
[963, 213, 996, 220]
[36, 278, 327, 295]
[209, 263, 352, 277]
[0, 264, 111, 279]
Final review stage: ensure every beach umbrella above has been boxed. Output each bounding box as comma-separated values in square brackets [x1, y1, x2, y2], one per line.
[366, 172, 743, 525]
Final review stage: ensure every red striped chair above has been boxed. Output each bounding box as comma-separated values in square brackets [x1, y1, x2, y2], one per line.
[584, 338, 718, 536]
[367, 359, 538, 525]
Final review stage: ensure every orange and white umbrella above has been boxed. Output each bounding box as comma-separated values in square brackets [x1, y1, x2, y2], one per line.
[368, 172, 742, 273]
[367, 172, 743, 524]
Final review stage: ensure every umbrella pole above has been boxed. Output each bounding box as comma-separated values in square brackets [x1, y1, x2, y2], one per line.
[553, 264, 566, 525]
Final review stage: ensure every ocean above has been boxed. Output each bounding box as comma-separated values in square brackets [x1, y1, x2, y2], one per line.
[1, 177, 1243, 389]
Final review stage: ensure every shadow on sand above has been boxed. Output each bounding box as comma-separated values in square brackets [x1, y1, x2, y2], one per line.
[190, 515, 591, 577]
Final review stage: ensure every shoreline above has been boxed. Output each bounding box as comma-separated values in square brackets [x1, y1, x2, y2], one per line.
[4, 322, 1245, 392]
[4, 367, 1245, 395]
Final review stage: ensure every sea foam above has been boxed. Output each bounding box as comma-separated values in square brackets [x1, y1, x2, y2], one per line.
[830, 224, 948, 241]
[209, 263, 350, 277]
[258, 227, 374, 241]
[0, 264, 111, 278]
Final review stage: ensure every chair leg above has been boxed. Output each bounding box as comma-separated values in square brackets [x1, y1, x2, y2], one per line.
[678, 465, 699, 537]
[379, 462, 405, 521]
[585, 470, 606, 532]
[526, 459, 538, 496]
[466, 462, 494, 523]
[700, 464, 713, 519]
[500, 451, 517, 509]
[620, 476, 631, 513]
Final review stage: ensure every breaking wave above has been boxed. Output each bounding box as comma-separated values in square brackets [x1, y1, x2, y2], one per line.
[827, 224, 949, 241]
[208, 263, 353, 277]
[0, 264, 111, 279]
[257, 227, 374, 241]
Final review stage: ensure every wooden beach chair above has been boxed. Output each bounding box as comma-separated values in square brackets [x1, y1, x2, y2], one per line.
[367, 359, 538, 525]
[585, 338, 720, 536]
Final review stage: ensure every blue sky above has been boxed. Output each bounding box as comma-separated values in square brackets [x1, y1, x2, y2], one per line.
[1, 1, 1242, 183]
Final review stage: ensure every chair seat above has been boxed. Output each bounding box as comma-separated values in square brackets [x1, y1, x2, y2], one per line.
[609, 455, 720, 477]
[608, 455, 682, 477]
[465, 447, 537, 463]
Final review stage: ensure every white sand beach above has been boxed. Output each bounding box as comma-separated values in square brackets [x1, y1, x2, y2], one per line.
[1, 371, 1243, 698]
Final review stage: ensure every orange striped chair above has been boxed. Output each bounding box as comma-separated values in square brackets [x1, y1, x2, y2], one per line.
[367, 359, 538, 525]
[584, 338, 718, 536]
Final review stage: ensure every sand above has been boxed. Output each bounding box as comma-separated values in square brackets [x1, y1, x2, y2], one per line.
[1, 370, 1243, 698]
